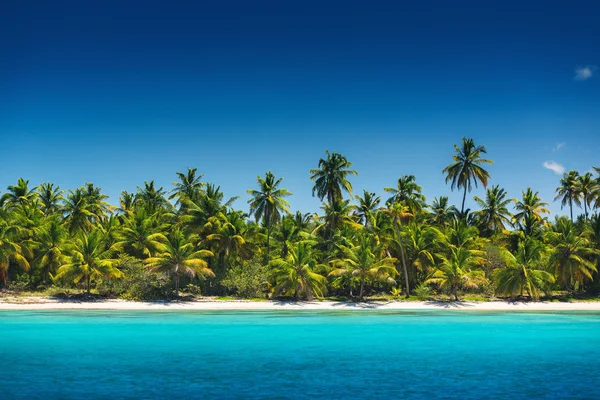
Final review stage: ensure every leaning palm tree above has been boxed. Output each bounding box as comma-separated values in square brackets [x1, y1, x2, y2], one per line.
[494, 238, 554, 300]
[473, 185, 513, 236]
[442, 137, 493, 214]
[145, 229, 214, 297]
[55, 229, 121, 295]
[271, 241, 328, 300]
[425, 247, 487, 301]
[247, 171, 292, 259]
[330, 232, 397, 300]
[576, 172, 597, 219]
[546, 216, 598, 291]
[310, 150, 358, 205]
[555, 170, 581, 222]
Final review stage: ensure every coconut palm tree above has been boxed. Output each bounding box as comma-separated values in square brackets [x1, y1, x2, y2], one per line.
[35, 216, 68, 284]
[247, 171, 292, 259]
[1, 178, 37, 210]
[546, 216, 598, 291]
[330, 232, 397, 300]
[310, 150, 357, 205]
[381, 202, 413, 297]
[116, 191, 136, 218]
[36, 183, 64, 215]
[384, 175, 426, 214]
[115, 209, 167, 259]
[576, 172, 597, 219]
[63, 188, 96, 234]
[0, 220, 30, 286]
[442, 137, 493, 214]
[205, 210, 249, 273]
[145, 229, 214, 297]
[473, 185, 513, 236]
[494, 238, 554, 300]
[271, 241, 328, 300]
[55, 229, 121, 295]
[429, 196, 458, 227]
[555, 170, 581, 222]
[135, 181, 170, 214]
[513, 188, 550, 231]
[353, 190, 381, 229]
[170, 167, 204, 206]
[425, 247, 487, 301]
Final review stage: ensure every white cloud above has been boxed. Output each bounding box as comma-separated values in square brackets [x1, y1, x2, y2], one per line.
[543, 161, 565, 175]
[553, 142, 566, 152]
[574, 65, 597, 81]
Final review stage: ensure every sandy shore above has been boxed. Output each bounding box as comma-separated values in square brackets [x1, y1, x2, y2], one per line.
[1, 297, 600, 311]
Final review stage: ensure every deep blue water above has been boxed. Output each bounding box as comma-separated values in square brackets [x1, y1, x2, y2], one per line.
[1, 310, 599, 399]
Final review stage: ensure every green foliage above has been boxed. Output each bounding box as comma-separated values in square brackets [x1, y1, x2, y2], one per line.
[222, 257, 269, 298]
[413, 284, 433, 301]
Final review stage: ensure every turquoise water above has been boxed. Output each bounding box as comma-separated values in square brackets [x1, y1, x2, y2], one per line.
[1, 310, 600, 399]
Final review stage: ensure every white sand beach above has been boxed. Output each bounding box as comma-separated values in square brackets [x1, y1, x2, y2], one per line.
[1, 297, 600, 311]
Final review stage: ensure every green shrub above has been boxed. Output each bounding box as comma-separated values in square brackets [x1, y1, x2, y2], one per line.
[98, 256, 171, 301]
[222, 257, 269, 298]
[413, 284, 433, 300]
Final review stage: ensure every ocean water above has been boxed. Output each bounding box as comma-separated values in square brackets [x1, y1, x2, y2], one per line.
[1, 310, 599, 399]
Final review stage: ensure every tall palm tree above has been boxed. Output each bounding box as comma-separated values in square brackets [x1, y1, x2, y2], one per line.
[271, 241, 328, 300]
[425, 247, 487, 301]
[247, 171, 292, 259]
[310, 150, 357, 205]
[576, 172, 597, 219]
[55, 229, 121, 295]
[36, 183, 64, 215]
[1, 178, 37, 210]
[495, 238, 554, 300]
[384, 175, 426, 214]
[145, 229, 214, 297]
[382, 202, 413, 297]
[473, 185, 512, 236]
[170, 167, 204, 206]
[546, 216, 598, 290]
[330, 232, 397, 300]
[354, 190, 381, 229]
[555, 170, 581, 222]
[442, 137, 493, 214]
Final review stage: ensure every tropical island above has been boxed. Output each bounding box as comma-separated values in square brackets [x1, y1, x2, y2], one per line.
[1, 138, 599, 308]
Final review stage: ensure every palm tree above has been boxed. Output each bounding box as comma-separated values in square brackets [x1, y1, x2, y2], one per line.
[63, 188, 96, 234]
[555, 170, 581, 222]
[473, 185, 512, 236]
[384, 175, 426, 214]
[55, 229, 121, 295]
[576, 172, 597, 219]
[353, 190, 381, 229]
[0, 221, 30, 286]
[425, 247, 487, 301]
[495, 238, 554, 300]
[546, 216, 598, 291]
[513, 188, 550, 233]
[271, 241, 328, 300]
[115, 209, 167, 259]
[35, 216, 68, 284]
[1, 178, 37, 210]
[36, 183, 64, 215]
[247, 171, 292, 259]
[116, 191, 136, 217]
[145, 229, 214, 297]
[442, 137, 493, 214]
[310, 150, 358, 205]
[81, 183, 110, 222]
[206, 211, 249, 274]
[381, 202, 412, 297]
[330, 232, 397, 300]
[170, 167, 204, 206]
[429, 196, 458, 227]
[135, 181, 170, 214]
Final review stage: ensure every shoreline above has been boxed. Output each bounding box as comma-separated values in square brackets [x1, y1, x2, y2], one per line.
[1, 297, 600, 311]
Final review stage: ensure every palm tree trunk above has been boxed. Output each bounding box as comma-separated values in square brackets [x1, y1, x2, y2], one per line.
[175, 273, 179, 297]
[461, 186, 467, 215]
[87, 275, 91, 295]
[584, 197, 588, 220]
[359, 276, 365, 301]
[393, 219, 410, 298]
[569, 198, 573, 222]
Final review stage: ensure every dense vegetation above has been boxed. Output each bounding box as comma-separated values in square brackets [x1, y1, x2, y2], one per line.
[1, 138, 599, 301]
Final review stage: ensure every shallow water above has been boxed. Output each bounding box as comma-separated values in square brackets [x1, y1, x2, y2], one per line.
[1, 310, 599, 399]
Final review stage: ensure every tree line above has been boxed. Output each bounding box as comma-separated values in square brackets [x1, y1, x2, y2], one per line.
[1, 138, 599, 301]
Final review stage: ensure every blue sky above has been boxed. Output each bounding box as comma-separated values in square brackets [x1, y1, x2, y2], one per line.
[1, 0, 599, 216]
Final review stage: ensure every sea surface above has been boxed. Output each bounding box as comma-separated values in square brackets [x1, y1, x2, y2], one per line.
[1, 310, 599, 399]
